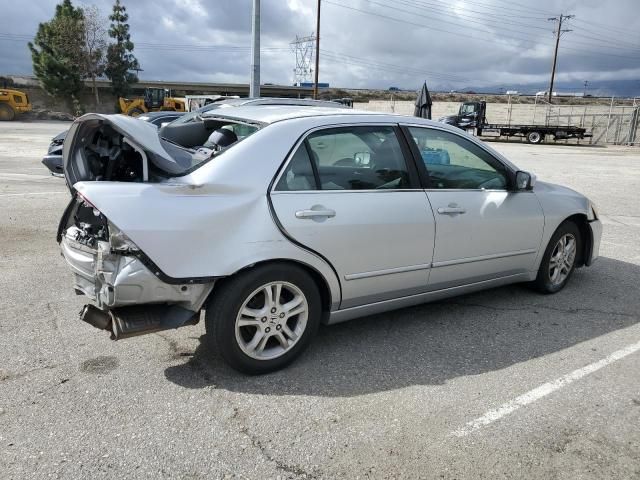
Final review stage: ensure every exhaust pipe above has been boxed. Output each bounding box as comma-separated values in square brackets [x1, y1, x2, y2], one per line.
[79, 304, 199, 340]
[80, 304, 111, 330]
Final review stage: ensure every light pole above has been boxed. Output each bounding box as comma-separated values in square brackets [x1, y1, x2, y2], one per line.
[250, 0, 260, 98]
[313, 0, 321, 99]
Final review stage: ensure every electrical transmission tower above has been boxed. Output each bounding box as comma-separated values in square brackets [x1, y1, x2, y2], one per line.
[290, 34, 316, 85]
[547, 13, 574, 104]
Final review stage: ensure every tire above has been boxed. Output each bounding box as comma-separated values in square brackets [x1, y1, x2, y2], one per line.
[127, 107, 145, 117]
[533, 221, 581, 294]
[205, 264, 322, 374]
[526, 131, 543, 144]
[0, 103, 16, 121]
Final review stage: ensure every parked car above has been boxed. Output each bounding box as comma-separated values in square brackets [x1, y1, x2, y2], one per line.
[57, 106, 602, 374]
[41, 111, 186, 177]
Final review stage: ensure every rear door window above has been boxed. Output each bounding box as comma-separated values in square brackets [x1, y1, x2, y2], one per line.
[279, 126, 413, 191]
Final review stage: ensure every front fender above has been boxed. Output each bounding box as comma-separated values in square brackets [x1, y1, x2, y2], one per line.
[533, 181, 593, 269]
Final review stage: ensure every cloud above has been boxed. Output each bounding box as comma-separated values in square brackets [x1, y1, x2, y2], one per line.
[0, 0, 638, 94]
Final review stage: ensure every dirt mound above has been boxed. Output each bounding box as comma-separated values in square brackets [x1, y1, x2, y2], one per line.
[26, 109, 75, 121]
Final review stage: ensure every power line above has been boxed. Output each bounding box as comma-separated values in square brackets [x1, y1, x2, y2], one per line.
[324, 2, 640, 62]
[396, 0, 550, 23]
[321, 50, 470, 82]
[381, 0, 551, 34]
[323, 1, 541, 47]
[570, 17, 640, 38]
[362, 0, 547, 42]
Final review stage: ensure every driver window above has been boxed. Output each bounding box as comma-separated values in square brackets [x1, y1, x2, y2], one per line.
[407, 127, 508, 190]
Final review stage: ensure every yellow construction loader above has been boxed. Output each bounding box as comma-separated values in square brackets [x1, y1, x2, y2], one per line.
[119, 87, 186, 116]
[0, 88, 32, 121]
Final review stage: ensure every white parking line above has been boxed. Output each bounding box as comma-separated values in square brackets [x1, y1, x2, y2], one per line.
[0, 191, 67, 197]
[452, 339, 640, 437]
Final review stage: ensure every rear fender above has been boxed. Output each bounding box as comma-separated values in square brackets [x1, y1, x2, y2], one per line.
[73, 181, 341, 310]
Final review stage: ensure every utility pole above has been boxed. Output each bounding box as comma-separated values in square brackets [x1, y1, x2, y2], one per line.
[313, 0, 321, 100]
[250, 0, 260, 98]
[583, 80, 589, 96]
[547, 13, 573, 104]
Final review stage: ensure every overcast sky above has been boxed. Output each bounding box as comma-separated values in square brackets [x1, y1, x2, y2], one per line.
[1, 0, 639, 93]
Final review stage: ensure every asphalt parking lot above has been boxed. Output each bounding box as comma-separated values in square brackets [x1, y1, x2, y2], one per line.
[1, 120, 639, 479]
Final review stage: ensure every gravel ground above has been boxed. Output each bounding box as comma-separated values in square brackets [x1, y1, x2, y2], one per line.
[0, 121, 639, 479]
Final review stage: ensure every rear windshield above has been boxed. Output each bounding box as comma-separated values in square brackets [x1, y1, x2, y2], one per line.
[157, 119, 260, 175]
[167, 99, 248, 125]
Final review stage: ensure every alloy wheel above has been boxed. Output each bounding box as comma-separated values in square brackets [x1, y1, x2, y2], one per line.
[548, 233, 576, 286]
[234, 281, 308, 360]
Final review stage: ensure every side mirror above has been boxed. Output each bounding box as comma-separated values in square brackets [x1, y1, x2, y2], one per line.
[515, 170, 534, 191]
[353, 151, 371, 166]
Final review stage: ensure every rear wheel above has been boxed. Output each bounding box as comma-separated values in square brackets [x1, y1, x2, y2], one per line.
[533, 221, 581, 293]
[205, 264, 321, 374]
[0, 103, 16, 121]
[127, 107, 145, 117]
[526, 131, 543, 144]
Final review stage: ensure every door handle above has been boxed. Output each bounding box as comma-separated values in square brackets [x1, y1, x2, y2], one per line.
[437, 206, 466, 215]
[295, 208, 336, 219]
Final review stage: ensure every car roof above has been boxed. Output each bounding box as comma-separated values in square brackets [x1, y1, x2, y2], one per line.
[198, 104, 453, 128]
[139, 111, 185, 118]
[198, 97, 349, 115]
[200, 105, 387, 124]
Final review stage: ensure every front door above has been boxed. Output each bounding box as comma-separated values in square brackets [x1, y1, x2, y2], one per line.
[270, 125, 435, 308]
[403, 126, 544, 290]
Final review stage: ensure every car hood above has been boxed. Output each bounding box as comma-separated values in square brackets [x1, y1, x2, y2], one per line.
[438, 115, 459, 125]
[534, 180, 585, 198]
[52, 130, 67, 143]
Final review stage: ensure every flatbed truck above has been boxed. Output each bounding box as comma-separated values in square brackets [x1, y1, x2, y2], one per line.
[438, 101, 591, 144]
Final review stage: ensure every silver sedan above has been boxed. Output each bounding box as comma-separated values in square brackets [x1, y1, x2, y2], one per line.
[58, 105, 602, 374]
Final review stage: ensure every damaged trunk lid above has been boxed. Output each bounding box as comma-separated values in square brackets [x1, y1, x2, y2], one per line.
[63, 113, 194, 190]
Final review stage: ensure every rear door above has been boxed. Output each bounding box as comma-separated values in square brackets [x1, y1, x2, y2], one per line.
[270, 125, 436, 309]
[403, 125, 544, 290]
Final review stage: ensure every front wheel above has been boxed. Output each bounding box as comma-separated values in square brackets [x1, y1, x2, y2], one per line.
[0, 103, 16, 121]
[127, 107, 145, 117]
[533, 221, 581, 293]
[205, 264, 321, 374]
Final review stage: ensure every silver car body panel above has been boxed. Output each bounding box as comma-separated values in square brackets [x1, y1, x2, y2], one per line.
[531, 180, 596, 268]
[424, 189, 544, 290]
[329, 272, 532, 324]
[61, 107, 602, 326]
[272, 189, 436, 308]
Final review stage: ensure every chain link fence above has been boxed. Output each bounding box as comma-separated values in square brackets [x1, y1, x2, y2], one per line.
[355, 97, 640, 146]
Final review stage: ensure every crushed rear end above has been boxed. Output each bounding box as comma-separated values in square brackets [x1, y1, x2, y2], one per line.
[57, 113, 225, 339]
[58, 193, 213, 339]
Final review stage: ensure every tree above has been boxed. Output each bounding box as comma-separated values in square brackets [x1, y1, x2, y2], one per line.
[82, 5, 107, 108]
[105, 0, 139, 103]
[29, 0, 85, 114]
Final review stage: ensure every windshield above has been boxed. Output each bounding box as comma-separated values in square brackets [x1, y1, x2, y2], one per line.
[460, 103, 476, 115]
[168, 99, 249, 126]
